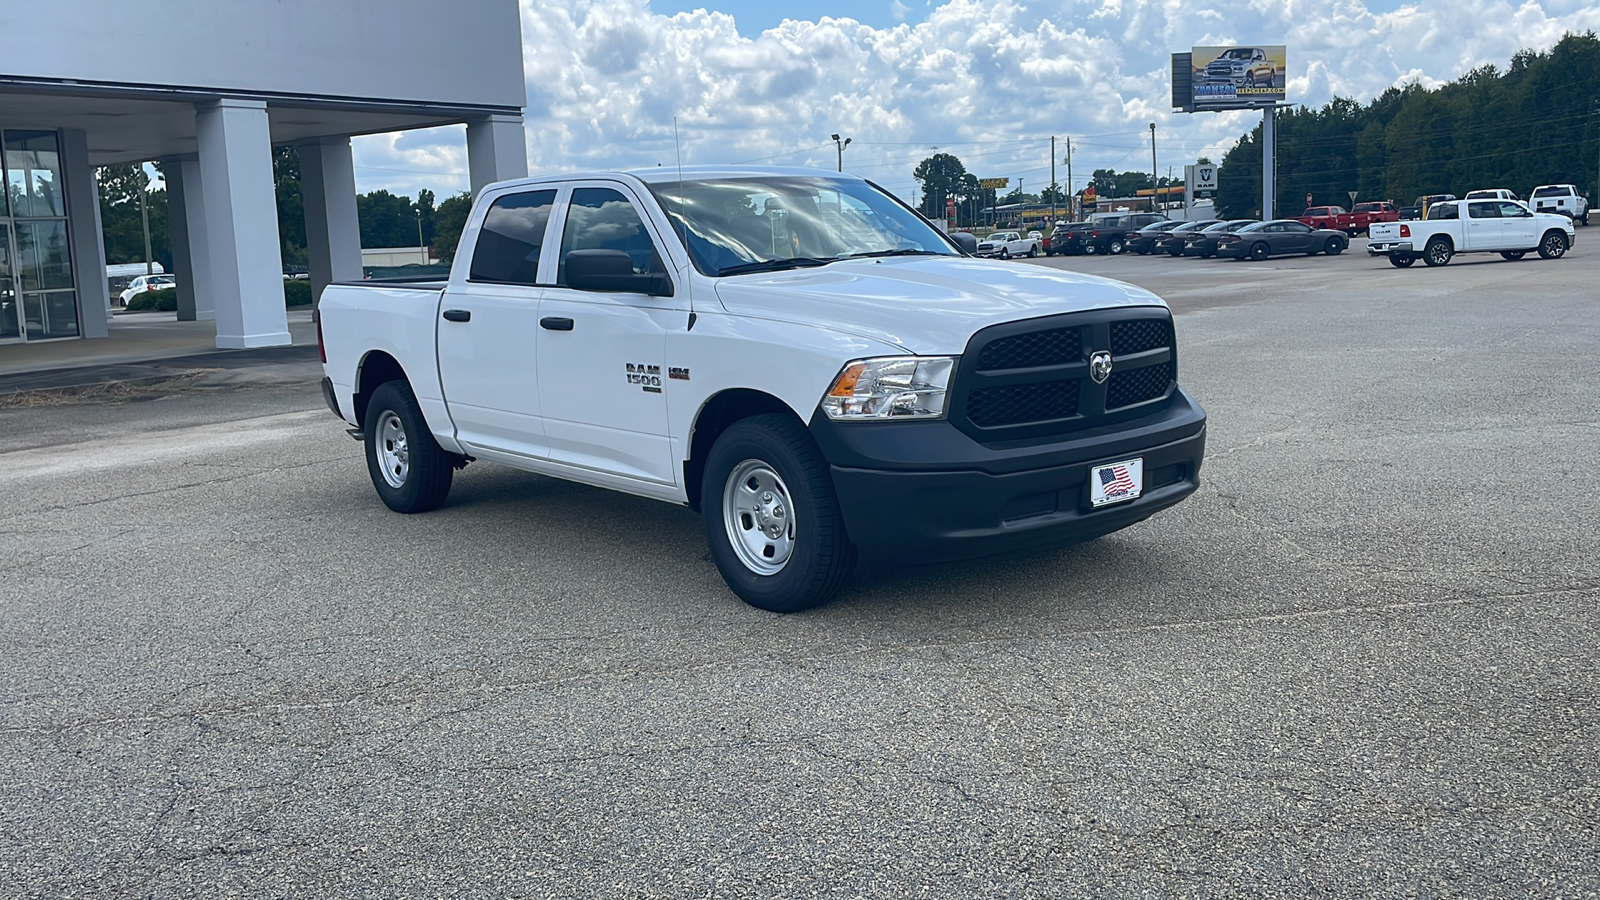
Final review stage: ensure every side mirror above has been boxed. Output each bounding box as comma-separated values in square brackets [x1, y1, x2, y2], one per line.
[565, 249, 673, 296]
[949, 232, 978, 255]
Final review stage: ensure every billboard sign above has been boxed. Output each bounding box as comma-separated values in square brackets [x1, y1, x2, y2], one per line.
[1187, 45, 1286, 110]
[979, 178, 1010, 190]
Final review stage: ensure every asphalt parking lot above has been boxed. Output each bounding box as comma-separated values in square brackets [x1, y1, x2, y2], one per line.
[2, 239, 1597, 896]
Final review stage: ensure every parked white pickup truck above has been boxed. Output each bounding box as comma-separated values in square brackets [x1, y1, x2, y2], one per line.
[317, 166, 1207, 611]
[974, 230, 1040, 259]
[1367, 199, 1574, 267]
[1527, 184, 1590, 225]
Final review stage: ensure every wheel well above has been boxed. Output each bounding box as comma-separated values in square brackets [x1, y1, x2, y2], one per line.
[1542, 228, 1567, 243]
[354, 351, 408, 427]
[1426, 234, 1454, 251]
[684, 389, 801, 512]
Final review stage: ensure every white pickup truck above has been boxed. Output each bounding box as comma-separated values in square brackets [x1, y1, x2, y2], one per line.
[316, 166, 1207, 612]
[1528, 184, 1590, 225]
[1367, 198, 1574, 267]
[974, 230, 1040, 259]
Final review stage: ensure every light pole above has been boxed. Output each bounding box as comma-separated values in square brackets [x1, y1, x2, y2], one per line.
[416, 209, 425, 262]
[830, 133, 852, 172]
[1149, 122, 1158, 214]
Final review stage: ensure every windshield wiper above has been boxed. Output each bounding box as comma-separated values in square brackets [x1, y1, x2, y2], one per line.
[839, 249, 946, 260]
[716, 258, 835, 277]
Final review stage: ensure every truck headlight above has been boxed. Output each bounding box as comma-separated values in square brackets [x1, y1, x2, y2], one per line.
[820, 356, 956, 421]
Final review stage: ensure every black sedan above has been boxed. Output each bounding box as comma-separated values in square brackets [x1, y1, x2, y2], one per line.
[1128, 221, 1184, 254]
[1154, 220, 1222, 256]
[1183, 220, 1258, 258]
[1215, 220, 1349, 260]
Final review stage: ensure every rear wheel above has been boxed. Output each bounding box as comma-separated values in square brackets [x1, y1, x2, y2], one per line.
[702, 415, 857, 613]
[1107, 239, 1125, 255]
[1027, 245, 1037, 258]
[1389, 252, 1416, 268]
[1537, 230, 1568, 259]
[1423, 236, 1453, 267]
[1249, 242, 1270, 261]
[1500, 250, 1526, 261]
[363, 380, 453, 514]
[1324, 237, 1345, 255]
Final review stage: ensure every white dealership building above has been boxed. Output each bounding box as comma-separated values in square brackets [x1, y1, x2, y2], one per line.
[0, 0, 527, 349]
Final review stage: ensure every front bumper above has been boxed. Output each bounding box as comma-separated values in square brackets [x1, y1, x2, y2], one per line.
[811, 391, 1207, 561]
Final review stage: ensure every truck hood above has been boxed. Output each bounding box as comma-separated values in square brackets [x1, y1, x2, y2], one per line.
[710, 256, 1165, 354]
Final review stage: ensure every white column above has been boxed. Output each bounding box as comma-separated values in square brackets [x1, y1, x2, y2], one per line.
[59, 129, 110, 339]
[178, 158, 215, 321]
[466, 114, 528, 197]
[298, 137, 363, 304]
[163, 157, 199, 321]
[195, 98, 288, 349]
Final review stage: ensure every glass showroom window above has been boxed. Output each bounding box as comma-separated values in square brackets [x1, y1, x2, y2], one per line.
[4, 130, 78, 339]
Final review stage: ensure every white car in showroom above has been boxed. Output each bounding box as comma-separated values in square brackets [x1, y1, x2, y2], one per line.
[974, 230, 1040, 259]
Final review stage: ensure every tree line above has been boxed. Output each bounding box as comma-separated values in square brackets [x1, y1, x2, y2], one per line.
[98, 148, 474, 271]
[1213, 31, 1600, 218]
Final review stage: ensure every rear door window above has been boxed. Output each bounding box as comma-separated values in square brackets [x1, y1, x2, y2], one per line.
[469, 189, 558, 285]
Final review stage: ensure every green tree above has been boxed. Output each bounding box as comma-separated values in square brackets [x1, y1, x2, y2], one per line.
[912, 153, 970, 219]
[432, 192, 473, 262]
[274, 147, 307, 267]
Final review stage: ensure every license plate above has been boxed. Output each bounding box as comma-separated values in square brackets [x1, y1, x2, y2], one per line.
[1089, 458, 1144, 507]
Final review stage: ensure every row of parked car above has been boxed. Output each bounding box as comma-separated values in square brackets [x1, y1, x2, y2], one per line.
[1032, 213, 1351, 262]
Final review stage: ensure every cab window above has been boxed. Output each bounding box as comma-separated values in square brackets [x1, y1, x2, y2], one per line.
[469, 190, 558, 285]
[556, 187, 666, 286]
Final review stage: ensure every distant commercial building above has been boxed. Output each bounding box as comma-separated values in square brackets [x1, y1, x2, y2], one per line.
[0, 0, 527, 349]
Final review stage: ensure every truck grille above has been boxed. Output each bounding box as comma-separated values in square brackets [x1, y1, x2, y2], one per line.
[952, 309, 1176, 441]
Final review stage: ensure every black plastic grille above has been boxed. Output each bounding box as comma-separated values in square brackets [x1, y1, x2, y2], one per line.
[975, 327, 1082, 371]
[1111, 319, 1172, 356]
[1106, 361, 1174, 409]
[967, 379, 1080, 427]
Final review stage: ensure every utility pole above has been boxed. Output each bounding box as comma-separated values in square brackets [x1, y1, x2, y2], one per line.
[1149, 123, 1158, 214]
[830, 133, 852, 172]
[137, 164, 153, 276]
[1050, 136, 1057, 224]
[416, 210, 425, 262]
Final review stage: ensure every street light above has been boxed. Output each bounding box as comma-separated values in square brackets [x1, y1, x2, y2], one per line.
[416, 209, 425, 262]
[830, 133, 852, 172]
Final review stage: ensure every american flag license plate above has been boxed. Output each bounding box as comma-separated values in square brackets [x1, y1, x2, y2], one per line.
[1089, 458, 1144, 508]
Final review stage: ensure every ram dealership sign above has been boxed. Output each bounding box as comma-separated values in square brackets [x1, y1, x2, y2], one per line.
[1172, 45, 1286, 112]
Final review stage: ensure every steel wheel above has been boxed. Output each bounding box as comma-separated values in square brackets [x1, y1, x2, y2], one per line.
[375, 410, 410, 489]
[722, 459, 797, 576]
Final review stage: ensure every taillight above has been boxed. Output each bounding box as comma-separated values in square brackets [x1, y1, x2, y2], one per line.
[1399, 224, 1410, 238]
[314, 308, 327, 364]
[1091, 230, 1099, 238]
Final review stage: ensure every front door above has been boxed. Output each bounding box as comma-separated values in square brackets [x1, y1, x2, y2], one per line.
[1497, 201, 1540, 249]
[0, 224, 18, 341]
[536, 183, 686, 486]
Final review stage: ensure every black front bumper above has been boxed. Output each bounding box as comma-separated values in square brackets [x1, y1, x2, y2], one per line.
[811, 391, 1207, 561]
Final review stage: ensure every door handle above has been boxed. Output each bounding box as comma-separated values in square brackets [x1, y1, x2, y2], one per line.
[442, 309, 471, 322]
[540, 317, 574, 331]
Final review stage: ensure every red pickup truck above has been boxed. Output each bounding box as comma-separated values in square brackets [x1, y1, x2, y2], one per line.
[1348, 201, 1399, 233]
[1297, 206, 1358, 233]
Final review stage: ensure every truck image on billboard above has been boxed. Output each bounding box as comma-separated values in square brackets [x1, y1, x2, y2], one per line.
[1191, 45, 1286, 109]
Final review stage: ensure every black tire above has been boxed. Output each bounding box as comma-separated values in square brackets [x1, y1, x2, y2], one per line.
[1249, 242, 1270, 261]
[1107, 239, 1125, 255]
[1500, 250, 1526, 261]
[1000, 248, 1010, 259]
[1537, 230, 1568, 259]
[701, 414, 857, 613]
[1423, 236, 1453, 267]
[364, 380, 453, 514]
[1200, 249, 1214, 259]
[1389, 252, 1416, 268]
[1582, 211, 1590, 226]
[1027, 245, 1037, 258]
[1324, 237, 1345, 256]
[1168, 244, 1184, 257]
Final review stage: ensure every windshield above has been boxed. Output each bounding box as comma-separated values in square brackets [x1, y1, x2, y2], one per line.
[1221, 49, 1253, 60]
[1531, 186, 1566, 198]
[649, 175, 958, 277]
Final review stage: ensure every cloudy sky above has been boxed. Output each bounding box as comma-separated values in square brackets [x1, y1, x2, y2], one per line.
[349, 0, 1600, 205]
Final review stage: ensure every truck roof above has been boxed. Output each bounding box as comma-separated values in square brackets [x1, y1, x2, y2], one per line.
[488, 165, 866, 191]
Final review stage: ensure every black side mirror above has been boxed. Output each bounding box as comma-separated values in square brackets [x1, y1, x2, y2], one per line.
[565, 249, 673, 296]
[949, 232, 978, 255]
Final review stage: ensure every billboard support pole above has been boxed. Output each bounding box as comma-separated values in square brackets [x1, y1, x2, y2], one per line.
[1261, 106, 1275, 221]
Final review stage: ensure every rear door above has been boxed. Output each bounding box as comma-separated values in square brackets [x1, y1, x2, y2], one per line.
[536, 182, 687, 485]
[435, 187, 558, 460]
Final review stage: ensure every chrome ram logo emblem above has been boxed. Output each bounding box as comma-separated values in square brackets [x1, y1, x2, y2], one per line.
[1089, 350, 1113, 384]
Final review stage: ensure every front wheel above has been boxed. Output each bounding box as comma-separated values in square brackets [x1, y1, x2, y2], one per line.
[1324, 237, 1345, 256]
[1538, 231, 1569, 259]
[364, 380, 454, 513]
[1389, 252, 1416, 268]
[702, 415, 857, 613]
[1423, 237, 1453, 267]
[1500, 250, 1527, 261]
[1000, 248, 1010, 259]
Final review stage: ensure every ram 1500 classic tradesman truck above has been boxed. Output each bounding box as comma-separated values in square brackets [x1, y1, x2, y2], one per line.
[1367, 198, 1574, 267]
[317, 167, 1207, 612]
